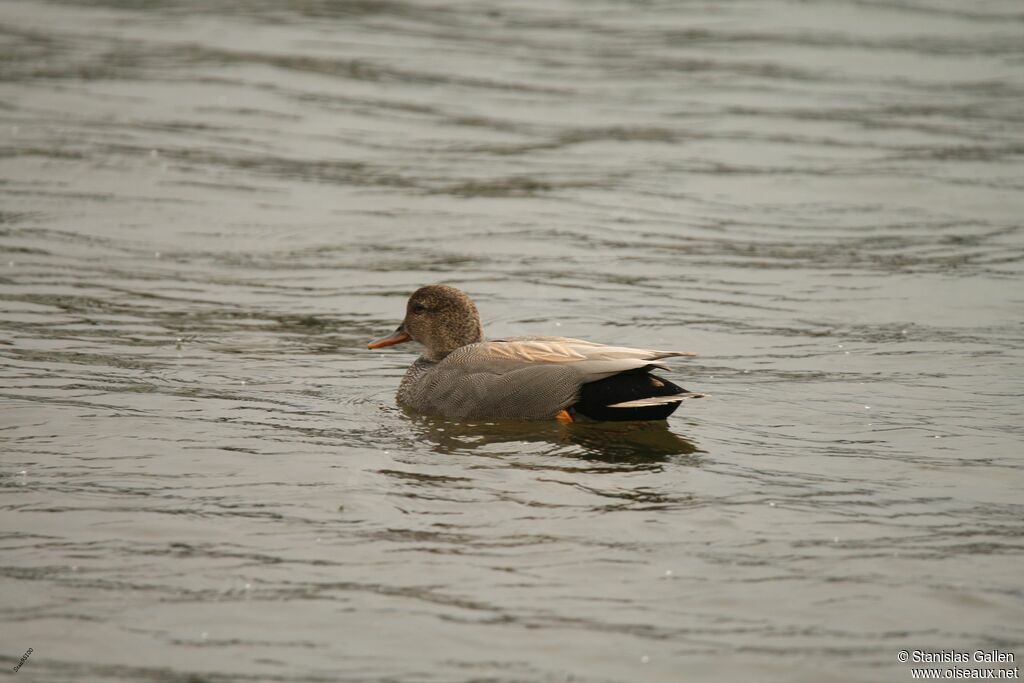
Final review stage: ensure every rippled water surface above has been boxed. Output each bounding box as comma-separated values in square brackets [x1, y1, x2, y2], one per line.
[2, 0, 1023, 681]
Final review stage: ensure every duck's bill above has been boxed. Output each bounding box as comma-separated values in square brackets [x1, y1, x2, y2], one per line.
[367, 327, 412, 349]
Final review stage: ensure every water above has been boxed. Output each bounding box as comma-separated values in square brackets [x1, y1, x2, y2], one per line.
[2, 0, 1023, 681]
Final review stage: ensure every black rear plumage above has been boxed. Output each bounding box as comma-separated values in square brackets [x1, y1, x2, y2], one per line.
[571, 367, 698, 421]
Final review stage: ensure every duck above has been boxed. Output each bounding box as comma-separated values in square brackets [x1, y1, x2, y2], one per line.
[367, 284, 703, 422]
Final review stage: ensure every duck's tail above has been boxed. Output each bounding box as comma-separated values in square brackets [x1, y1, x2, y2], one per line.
[571, 367, 704, 421]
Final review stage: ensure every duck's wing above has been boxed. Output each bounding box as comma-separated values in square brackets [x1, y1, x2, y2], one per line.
[405, 338, 695, 420]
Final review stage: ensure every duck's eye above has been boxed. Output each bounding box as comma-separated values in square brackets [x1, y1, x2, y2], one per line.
[411, 303, 427, 314]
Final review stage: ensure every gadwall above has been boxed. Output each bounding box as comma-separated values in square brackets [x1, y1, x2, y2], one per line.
[368, 285, 703, 421]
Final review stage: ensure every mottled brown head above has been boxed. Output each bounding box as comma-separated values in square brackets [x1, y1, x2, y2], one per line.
[367, 284, 484, 361]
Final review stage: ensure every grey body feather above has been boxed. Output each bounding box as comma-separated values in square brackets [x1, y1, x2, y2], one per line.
[396, 336, 693, 420]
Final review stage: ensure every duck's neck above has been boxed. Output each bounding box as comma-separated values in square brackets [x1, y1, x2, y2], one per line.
[423, 329, 484, 363]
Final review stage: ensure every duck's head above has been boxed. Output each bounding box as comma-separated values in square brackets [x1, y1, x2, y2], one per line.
[367, 284, 484, 361]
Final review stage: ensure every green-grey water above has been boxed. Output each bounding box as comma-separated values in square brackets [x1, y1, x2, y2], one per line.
[1, 1, 1023, 681]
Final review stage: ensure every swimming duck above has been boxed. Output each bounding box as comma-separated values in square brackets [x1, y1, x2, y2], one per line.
[367, 284, 702, 421]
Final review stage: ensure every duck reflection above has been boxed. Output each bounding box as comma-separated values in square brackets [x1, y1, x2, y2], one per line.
[407, 413, 701, 464]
